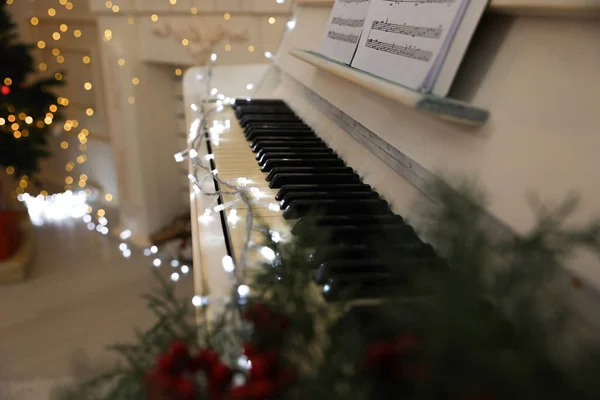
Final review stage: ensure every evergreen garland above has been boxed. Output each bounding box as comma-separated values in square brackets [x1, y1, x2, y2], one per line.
[53, 180, 600, 400]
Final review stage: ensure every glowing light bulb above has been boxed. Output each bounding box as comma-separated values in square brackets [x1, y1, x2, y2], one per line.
[151, 246, 158, 254]
[227, 209, 240, 225]
[181, 265, 190, 274]
[153, 258, 161, 267]
[271, 231, 282, 243]
[264, 51, 273, 59]
[192, 296, 208, 307]
[120, 230, 132, 240]
[119, 243, 128, 251]
[211, 53, 217, 62]
[171, 260, 180, 267]
[199, 209, 212, 224]
[123, 248, 131, 258]
[222, 255, 235, 273]
[170, 272, 180, 282]
[237, 285, 250, 298]
[260, 247, 276, 261]
[143, 248, 152, 256]
[268, 17, 276, 24]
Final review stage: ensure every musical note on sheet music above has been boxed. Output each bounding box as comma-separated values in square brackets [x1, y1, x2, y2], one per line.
[328, 31, 361, 44]
[371, 20, 443, 39]
[351, 0, 469, 91]
[365, 38, 433, 61]
[332, 17, 366, 28]
[320, 0, 372, 64]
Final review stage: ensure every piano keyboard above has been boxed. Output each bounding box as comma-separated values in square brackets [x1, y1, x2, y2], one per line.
[200, 99, 444, 302]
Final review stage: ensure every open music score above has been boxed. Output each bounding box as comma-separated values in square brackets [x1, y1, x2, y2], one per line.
[371, 19, 443, 39]
[320, 0, 372, 64]
[365, 38, 433, 61]
[351, 0, 476, 93]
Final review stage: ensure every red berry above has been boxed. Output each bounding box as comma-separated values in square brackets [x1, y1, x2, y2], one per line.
[146, 370, 177, 390]
[174, 377, 196, 399]
[158, 354, 175, 374]
[230, 380, 275, 400]
[169, 340, 190, 360]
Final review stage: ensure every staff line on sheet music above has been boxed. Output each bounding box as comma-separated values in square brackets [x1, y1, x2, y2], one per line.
[332, 17, 366, 28]
[327, 30, 361, 44]
[381, 0, 455, 5]
[371, 19, 443, 39]
[365, 38, 433, 62]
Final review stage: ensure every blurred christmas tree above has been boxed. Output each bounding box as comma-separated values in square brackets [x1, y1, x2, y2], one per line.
[0, 1, 63, 181]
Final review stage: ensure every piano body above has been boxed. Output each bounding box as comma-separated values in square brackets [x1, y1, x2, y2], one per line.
[183, 1, 600, 332]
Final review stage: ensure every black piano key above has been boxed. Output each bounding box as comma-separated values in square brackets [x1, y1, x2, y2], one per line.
[259, 153, 339, 167]
[256, 147, 333, 160]
[233, 99, 287, 106]
[322, 276, 408, 302]
[245, 129, 315, 140]
[251, 137, 324, 147]
[317, 256, 443, 285]
[292, 214, 404, 234]
[240, 115, 302, 127]
[308, 243, 437, 266]
[315, 259, 391, 284]
[235, 106, 295, 116]
[282, 198, 390, 219]
[298, 224, 419, 246]
[280, 191, 378, 209]
[244, 122, 311, 131]
[275, 184, 371, 201]
[252, 140, 325, 152]
[270, 173, 361, 189]
[267, 167, 354, 182]
[262, 159, 346, 173]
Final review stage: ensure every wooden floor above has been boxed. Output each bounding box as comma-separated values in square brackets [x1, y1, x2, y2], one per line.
[0, 220, 194, 385]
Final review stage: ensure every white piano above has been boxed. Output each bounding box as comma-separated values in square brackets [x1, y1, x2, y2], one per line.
[183, 1, 600, 333]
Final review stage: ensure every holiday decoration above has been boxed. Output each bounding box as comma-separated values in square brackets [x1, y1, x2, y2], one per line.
[0, 2, 63, 180]
[53, 178, 600, 400]
[0, 209, 20, 260]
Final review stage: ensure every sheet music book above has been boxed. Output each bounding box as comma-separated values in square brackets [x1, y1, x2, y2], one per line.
[319, 0, 372, 64]
[320, 0, 487, 96]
